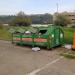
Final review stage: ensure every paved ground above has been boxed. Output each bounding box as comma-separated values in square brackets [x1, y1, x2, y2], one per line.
[0, 40, 75, 75]
[37, 58, 75, 75]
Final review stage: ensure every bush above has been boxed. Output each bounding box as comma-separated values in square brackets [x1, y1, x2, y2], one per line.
[0, 23, 3, 29]
[54, 13, 71, 26]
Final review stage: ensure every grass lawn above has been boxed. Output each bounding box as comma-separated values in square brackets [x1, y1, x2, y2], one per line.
[63, 27, 75, 44]
[61, 51, 75, 59]
[0, 27, 11, 41]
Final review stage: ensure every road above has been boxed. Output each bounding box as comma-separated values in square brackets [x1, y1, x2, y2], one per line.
[0, 40, 75, 75]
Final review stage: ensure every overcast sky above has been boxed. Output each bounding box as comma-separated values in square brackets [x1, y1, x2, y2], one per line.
[0, 0, 75, 15]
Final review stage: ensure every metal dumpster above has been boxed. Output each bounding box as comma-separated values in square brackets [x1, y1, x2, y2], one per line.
[14, 30, 25, 45]
[12, 25, 64, 49]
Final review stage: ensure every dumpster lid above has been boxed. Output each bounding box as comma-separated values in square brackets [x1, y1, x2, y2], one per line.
[9, 28, 16, 33]
[16, 28, 25, 33]
[28, 27, 37, 33]
[9, 28, 25, 34]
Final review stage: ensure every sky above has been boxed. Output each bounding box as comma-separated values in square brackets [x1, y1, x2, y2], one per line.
[0, 0, 75, 15]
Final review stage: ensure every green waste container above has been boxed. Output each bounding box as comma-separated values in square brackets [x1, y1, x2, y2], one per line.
[12, 25, 64, 49]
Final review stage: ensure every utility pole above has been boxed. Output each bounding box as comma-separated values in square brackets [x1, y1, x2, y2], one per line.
[56, 3, 59, 13]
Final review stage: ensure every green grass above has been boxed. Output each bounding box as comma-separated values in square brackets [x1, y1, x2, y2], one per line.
[61, 51, 75, 59]
[63, 27, 75, 44]
[0, 27, 11, 41]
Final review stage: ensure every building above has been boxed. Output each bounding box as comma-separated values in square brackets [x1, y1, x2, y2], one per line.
[54, 12, 75, 27]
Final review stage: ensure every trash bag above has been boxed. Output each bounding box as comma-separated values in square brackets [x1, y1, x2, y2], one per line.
[32, 47, 40, 51]
[64, 44, 72, 49]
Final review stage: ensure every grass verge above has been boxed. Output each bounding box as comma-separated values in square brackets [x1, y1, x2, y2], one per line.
[0, 27, 11, 41]
[61, 51, 75, 59]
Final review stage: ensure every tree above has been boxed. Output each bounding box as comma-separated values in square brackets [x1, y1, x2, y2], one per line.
[11, 11, 32, 26]
[54, 13, 71, 26]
